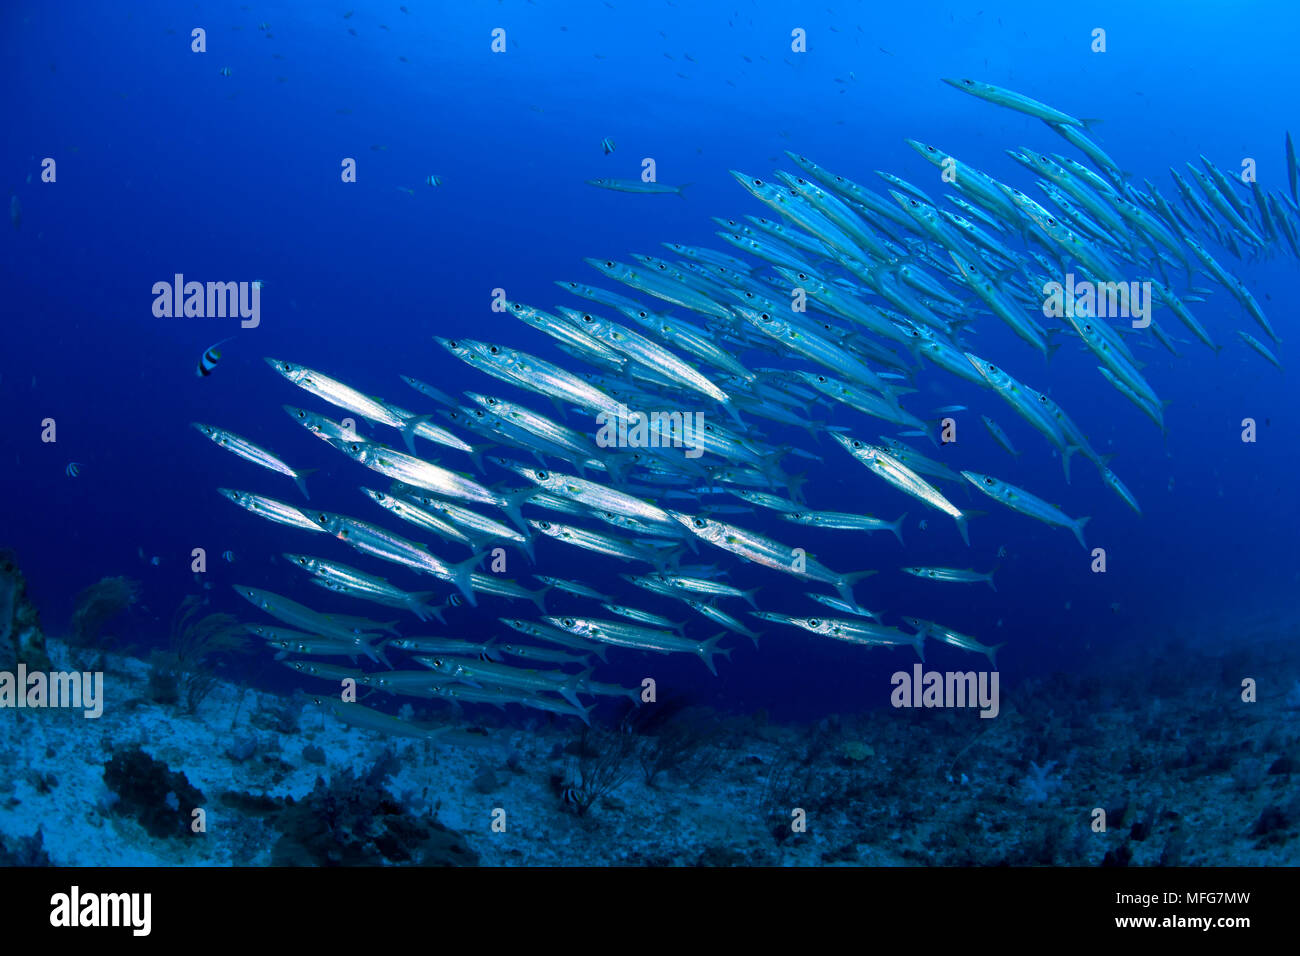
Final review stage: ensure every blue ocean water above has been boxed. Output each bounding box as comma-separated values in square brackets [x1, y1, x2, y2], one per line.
[1, 1, 1297, 867]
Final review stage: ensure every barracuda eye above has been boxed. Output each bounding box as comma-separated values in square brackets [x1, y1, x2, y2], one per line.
[760, 312, 770, 320]
[536, 470, 548, 480]
[562, 618, 575, 627]
[638, 311, 648, 318]
[817, 376, 827, 382]
[432, 658, 443, 667]
[852, 440, 862, 448]
[489, 345, 499, 354]
[538, 521, 551, 530]
[926, 146, 936, 153]
[657, 264, 667, 271]
[582, 314, 594, 322]
[604, 261, 614, 268]
[909, 199, 918, 207]
[693, 518, 706, 528]
[295, 410, 306, 419]
[987, 364, 997, 372]
[752, 179, 763, 186]
[809, 619, 820, 627]
[448, 340, 459, 348]
[984, 477, 994, 485]
[1047, 217, 1057, 226]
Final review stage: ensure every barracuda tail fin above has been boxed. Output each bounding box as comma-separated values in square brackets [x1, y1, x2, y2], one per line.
[955, 513, 971, 547]
[451, 554, 484, 606]
[500, 488, 537, 535]
[985, 566, 999, 592]
[985, 642, 1006, 669]
[835, 570, 876, 605]
[722, 399, 747, 429]
[740, 586, 761, 610]
[292, 469, 317, 501]
[559, 668, 595, 711]
[1062, 445, 1079, 484]
[888, 512, 908, 546]
[1071, 516, 1092, 551]
[407, 591, 440, 622]
[362, 638, 393, 669]
[910, 631, 927, 662]
[399, 415, 431, 454]
[528, 584, 552, 614]
[697, 632, 732, 676]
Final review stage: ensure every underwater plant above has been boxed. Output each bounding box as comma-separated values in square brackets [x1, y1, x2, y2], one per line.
[147, 595, 250, 714]
[560, 727, 636, 817]
[69, 575, 140, 645]
[622, 703, 722, 788]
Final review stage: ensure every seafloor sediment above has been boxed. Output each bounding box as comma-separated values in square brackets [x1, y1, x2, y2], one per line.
[1, 628, 1296, 867]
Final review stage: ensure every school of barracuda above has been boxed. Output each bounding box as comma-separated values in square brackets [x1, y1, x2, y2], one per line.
[203, 79, 1297, 736]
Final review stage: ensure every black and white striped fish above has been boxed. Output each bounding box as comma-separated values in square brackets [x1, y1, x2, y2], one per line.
[196, 338, 233, 377]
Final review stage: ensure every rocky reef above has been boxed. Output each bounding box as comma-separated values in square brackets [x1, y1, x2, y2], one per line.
[0, 549, 48, 671]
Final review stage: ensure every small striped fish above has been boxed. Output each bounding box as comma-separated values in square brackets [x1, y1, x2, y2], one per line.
[196, 338, 233, 377]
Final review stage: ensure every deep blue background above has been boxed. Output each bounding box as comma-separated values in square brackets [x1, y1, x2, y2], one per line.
[2, 0, 1295, 720]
